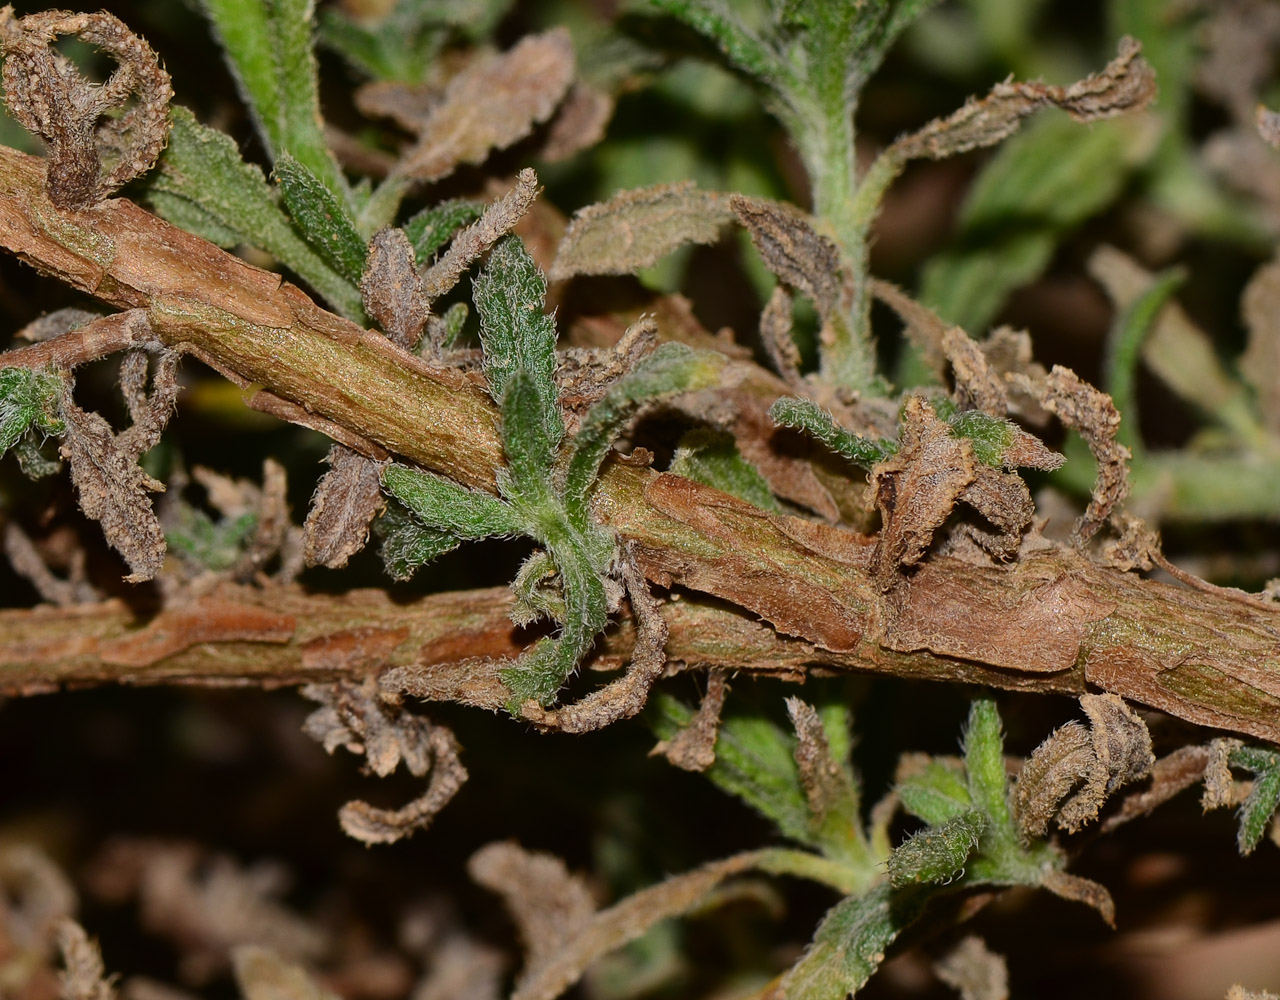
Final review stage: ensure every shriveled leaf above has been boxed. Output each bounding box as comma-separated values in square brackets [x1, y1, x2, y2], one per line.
[890, 37, 1155, 163]
[650, 670, 728, 772]
[404, 199, 484, 266]
[392, 29, 574, 182]
[1038, 870, 1115, 927]
[786, 698, 867, 865]
[467, 843, 596, 976]
[199, 0, 347, 200]
[274, 153, 367, 285]
[422, 170, 539, 301]
[561, 343, 725, 510]
[375, 500, 462, 580]
[669, 429, 781, 512]
[145, 108, 362, 319]
[781, 884, 926, 1000]
[887, 810, 985, 888]
[382, 463, 519, 538]
[549, 182, 733, 280]
[540, 82, 613, 162]
[473, 235, 563, 445]
[361, 227, 428, 350]
[934, 936, 1009, 1000]
[116, 349, 180, 458]
[303, 446, 385, 569]
[730, 196, 846, 320]
[56, 918, 116, 1000]
[61, 394, 166, 582]
[232, 946, 339, 1000]
[769, 397, 898, 468]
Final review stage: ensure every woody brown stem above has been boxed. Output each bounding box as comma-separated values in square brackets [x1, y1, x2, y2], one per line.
[2, 144, 1280, 744]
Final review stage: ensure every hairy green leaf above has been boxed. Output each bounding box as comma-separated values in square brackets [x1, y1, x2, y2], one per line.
[560, 343, 724, 511]
[375, 500, 462, 581]
[499, 370, 559, 501]
[166, 505, 258, 572]
[275, 154, 368, 285]
[199, 0, 348, 201]
[781, 884, 927, 1000]
[897, 759, 973, 826]
[1230, 746, 1280, 856]
[473, 236, 563, 446]
[404, 199, 484, 266]
[0, 367, 63, 456]
[887, 810, 985, 888]
[964, 699, 1013, 840]
[669, 428, 781, 511]
[381, 463, 519, 538]
[946, 410, 1016, 468]
[769, 396, 898, 468]
[144, 108, 362, 319]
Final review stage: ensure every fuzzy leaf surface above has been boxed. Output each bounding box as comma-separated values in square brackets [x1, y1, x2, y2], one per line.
[275, 153, 367, 285]
[375, 501, 462, 581]
[0, 367, 62, 456]
[669, 429, 781, 512]
[404, 199, 484, 266]
[770, 397, 898, 468]
[887, 810, 985, 888]
[382, 463, 519, 539]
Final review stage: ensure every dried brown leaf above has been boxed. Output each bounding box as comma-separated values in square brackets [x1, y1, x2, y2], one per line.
[1100, 744, 1211, 833]
[1202, 737, 1247, 810]
[520, 554, 669, 733]
[85, 841, 325, 985]
[232, 947, 339, 1000]
[1228, 985, 1280, 1000]
[4, 522, 79, 606]
[1031, 365, 1129, 543]
[0, 844, 78, 955]
[302, 445, 386, 569]
[467, 843, 596, 976]
[234, 458, 291, 579]
[422, 169, 538, 300]
[1197, 2, 1280, 124]
[550, 181, 733, 281]
[354, 79, 436, 133]
[982, 327, 1051, 426]
[729, 195, 848, 326]
[15, 306, 102, 343]
[759, 284, 802, 387]
[942, 328, 1006, 416]
[362, 227, 429, 351]
[56, 919, 116, 1000]
[933, 935, 1009, 1000]
[953, 465, 1036, 561]
[60, 389, 166, 583]
[1014, 693, 1153, 839]
[1039, 869, 1115, 928]
[393, 30, 574, 183]
[121, 978, 200, 1000]
[539, 83, 613, 162]
[116, 348, 179, 458]
[787, 697, 853, 825]
[0, 7, 172, 208]
[889, 37, 1155, 163]
[302, 679, 469, 844]
[650, 669, 728, 772]
[410, 935, 504, 1000]
[1258, 105, 1280, 149]
[872, 395, 975, 588]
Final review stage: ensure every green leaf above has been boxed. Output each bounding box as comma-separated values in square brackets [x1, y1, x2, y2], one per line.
[381, 463, 519, 538]
[669, 428, 781, 511]
[144, 108, 362, 320]
[560, 343, 725, 513]
[1103, 265, 1186, 452]
[946, 409, 1017, 468]
[921, 114, 1142, 332]
[498, 370, 558, 500]
[1229, 745, 1280, 856]
[887, 810, 985, 888]
[472, 236, 563, 446]
[274, 153, 368, 285]
[897, 759, 973, 826]
[199, 0, 348, 201]
[0, 367, 63, 456]
[963, 699, 1013, 838]
[781, 884, 927, 1000]
[375, 501, 462, 581]
[166, 505, 259, 572]
[651, 694, 816, 849]
[317, 8, 443, 84]
[769, 396, 898, 468]
[649, 0, 793, 93]
[14, 436, 62, 478]
[404, 199, 484, 266]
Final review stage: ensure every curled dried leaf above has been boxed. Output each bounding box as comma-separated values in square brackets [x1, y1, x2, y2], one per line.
[467, 843, 596, 977]
[953, 465, 1035, 561]
[0, 843, 78, 954]
[301, 680, 468, 844]
[1039, 869, 1115, 928]
[116, 348, 179, 457]
[1202, 737, 1247, 810]
[232, 946, 339, 1000]
[1100, 745, 1211, 834]
[60, 388, 166, 583]
[889, 37, 1155, 163]
[422, 169, 539, 301]
[759, 284, 803, 387]
[391, 30, 574, 183]
[549, 181, 734, 280]
[56, 918, 116, 1000]
[942, 328, 1006, 416]
[1014, 693, 1153, 839]
[1031, 365, 1130, 543]
[362, 227, 429, 351]
[1258, 105, 1280, 149]
[0, 6, 172, 208]
[650, 670, 728, 773]
[302, 446, 387, 569]
[519, 554, 669, 734]
[933, 935, 1009, 1000]
[787, 698, 850, 827]
[3, 521, 87, 606]
[539, 82, 613, 162]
